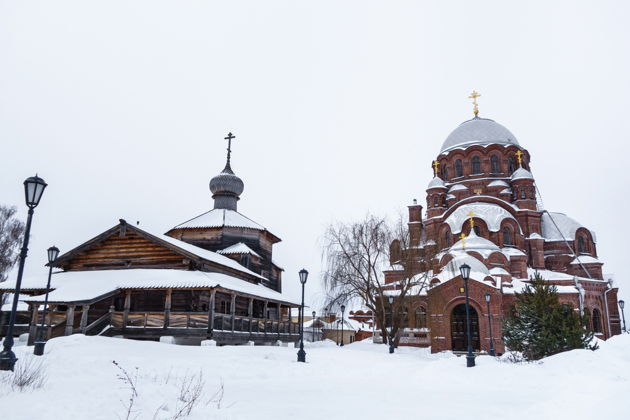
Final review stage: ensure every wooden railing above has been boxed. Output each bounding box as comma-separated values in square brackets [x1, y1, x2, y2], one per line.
[110, 311, 299, 334]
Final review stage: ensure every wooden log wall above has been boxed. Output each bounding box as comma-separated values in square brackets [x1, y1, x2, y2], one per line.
[63, 232, 189, 271]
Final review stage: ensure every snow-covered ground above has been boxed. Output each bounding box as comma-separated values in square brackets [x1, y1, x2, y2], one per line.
[1, 334, 629, 420]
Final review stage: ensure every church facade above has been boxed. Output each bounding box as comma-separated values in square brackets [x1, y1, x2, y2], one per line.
[380, 94, 623, 354]
[0, 134, 300, 345]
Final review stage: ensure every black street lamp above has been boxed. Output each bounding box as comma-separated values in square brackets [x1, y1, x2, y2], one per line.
[388, 295, 395, 354]
[620, 300, 626, 332]
[311, 311, 316, 342]
[340, 305, 345, 347]
[459, 263, 475, 368]
[0, 175, 47, 371]
[297, 268, 308, 363]
[33, 246, 60, 356]
[484, 293, 496, 356]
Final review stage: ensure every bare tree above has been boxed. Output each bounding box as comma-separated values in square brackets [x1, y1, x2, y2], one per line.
[0, 205, 25, 283]
[322, 213, 435, 349]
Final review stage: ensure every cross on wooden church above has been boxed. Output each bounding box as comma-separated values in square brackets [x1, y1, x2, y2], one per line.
[224, 132, 236, 164]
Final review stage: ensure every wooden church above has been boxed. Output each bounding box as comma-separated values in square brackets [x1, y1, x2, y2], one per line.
[0, 133, 300, 345]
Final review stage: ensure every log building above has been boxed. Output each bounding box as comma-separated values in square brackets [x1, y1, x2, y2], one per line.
[0, 135, 300, 345]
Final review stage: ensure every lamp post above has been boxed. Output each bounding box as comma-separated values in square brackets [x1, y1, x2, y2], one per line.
[459, 263, 475, 367]
[484, 293, 496, 356]
[340, 305, 345, 347]
[0, 175, 47, 371]
[620, 300, 626, 332]
[297, 269, 308, 363]
[312, 311, 316, 342]
[33, 246, 60, 356]
[388, 295, 395, 354]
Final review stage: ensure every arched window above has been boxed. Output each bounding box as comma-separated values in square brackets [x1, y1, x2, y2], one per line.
[442, 165, 449, 181]
[442, 195, 447, 207]
[508, 157, 516, 174]
[471, 156, 481, 174]
[473, 225, 481, 236]
[503, 227, 513, 246]
[491, 155, 500, 173]
[578, 236, 586, 253]
[433, 196, 439, 207]
[513, 188, 518, 201]
[455, 159, 463, 177]
[521, 188, 526, 199]
[444, 231, 451, 248]
[415, 307, 427, 329]
[592, 308, 602, 333]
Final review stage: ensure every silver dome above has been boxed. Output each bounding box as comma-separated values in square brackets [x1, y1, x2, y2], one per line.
[209, 164, 244, 197]
[440, 117, 519, 154]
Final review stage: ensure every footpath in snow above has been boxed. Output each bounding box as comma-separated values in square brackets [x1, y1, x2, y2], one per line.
[1, 334, 629, 420]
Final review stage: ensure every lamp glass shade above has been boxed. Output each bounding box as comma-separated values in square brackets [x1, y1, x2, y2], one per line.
[620, 300, 625, 310]
[459, 263, 471, 280]
[484, 293, 491, 303]
[312, 311, 316, 317]
[24, 175, 47, 208]
[388, 296, 393, 304]
[299, 268, 308, 284]
[47, 246, 60, 263]
[341, 305, 345, 313]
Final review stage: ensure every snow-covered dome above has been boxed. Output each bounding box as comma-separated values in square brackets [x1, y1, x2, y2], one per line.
[511, 167, 534, 181]
[440, 117, 520, 154]
[450, 230, 500, 255]
[210, 161, 244, 211]
[428, 176, 446, 189]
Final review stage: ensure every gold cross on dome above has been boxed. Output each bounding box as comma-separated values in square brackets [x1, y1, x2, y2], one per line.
[432, 160, 440, 176]
[460, 233, 467, 250]
[515, 150, 524, 167]
[468, 91, 481, 116]
[467, 210, 475, 229]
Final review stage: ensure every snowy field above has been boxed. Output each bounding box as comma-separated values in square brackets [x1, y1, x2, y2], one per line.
[1, 334, 629, 420]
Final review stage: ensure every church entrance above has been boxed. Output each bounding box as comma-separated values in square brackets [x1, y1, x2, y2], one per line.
[450, 303, 480, 352]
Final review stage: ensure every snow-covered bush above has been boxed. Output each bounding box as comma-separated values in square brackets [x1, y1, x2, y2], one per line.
[0, 354, 47, 392]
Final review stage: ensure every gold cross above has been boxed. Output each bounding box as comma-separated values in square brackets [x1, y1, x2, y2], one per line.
[432, 160, 440, 176]
[515, 150, 524, 167]
[460, 233, 466, 250]
[468, 91, 481, 116]
[467, 210, 475, 229]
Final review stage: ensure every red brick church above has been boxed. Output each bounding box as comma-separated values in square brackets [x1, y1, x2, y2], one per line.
[382, 93, 623, 353]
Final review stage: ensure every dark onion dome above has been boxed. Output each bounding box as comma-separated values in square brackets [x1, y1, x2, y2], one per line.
[440, 117, 520, 154]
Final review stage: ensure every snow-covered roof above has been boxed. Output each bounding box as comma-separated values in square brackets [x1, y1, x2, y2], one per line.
[448, 230, 500, 259]
[448, 184, 468, 193]
[435, 254, 497, 287]
[570, 255, 601, 265]
[172, 209, 266, 231]
[511, 167, 534, 181]
[488, 180, 509, 188]
[446, 194, 456, 200]
[541, 212, 596, 243]
[148, 229, 266, 280]
[217, 242, 262, 258]
[501, 247, 527, 258]
[499, 188, 512, 195]
[428, 176, 447, 189]
[10, 269, 298, 305]
[528, 233, 543, 240]
[489, 267, 510, 276]
[444, 203, 518, 234]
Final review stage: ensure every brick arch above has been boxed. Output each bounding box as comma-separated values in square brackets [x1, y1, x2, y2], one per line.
[499, 218, 521, 247]
[442, 294, 487, 352]
[575, 227, 595, 254]
[442, 196, 519, 221]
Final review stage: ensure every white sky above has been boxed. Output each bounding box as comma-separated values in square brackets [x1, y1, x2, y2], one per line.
[1, 1, 628, 311]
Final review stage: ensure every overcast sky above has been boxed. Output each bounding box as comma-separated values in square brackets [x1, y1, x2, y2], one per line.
[1, 1, 628, 310]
